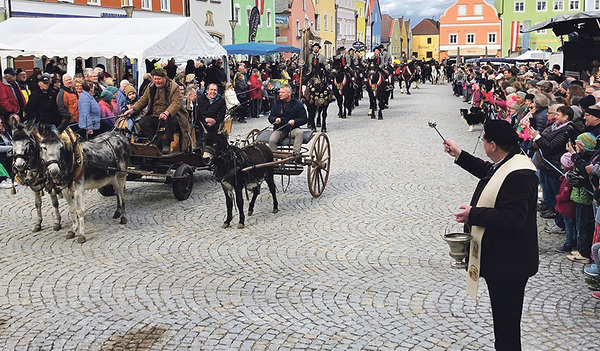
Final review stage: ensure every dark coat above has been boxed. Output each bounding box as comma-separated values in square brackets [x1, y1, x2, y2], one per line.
[456, 149, 539, 281]
[196, 93, 226, 132]
[268, 97, 308, 135]
[532, 122, 576, 178]
[25, 88, 61, 127]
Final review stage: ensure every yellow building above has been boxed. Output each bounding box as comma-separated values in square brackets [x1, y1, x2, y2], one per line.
[411, 18, 439, 61]
[314, 0, 336, 58]
[355, 0, 367, 51]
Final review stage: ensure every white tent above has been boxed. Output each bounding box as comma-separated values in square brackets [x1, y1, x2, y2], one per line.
[0, 17, 226, 84]
[512, 50, 551, 61]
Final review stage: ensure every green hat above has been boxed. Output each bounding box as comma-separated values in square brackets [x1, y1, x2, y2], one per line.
[100, 89, 113, 102]
[577, 132, 597, 151]
[516, 91, 526, 100]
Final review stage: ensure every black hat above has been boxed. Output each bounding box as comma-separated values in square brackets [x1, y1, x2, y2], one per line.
[586, 103, 600, 118]
[484, 120, 519, 146]
[39, 73, 53, 84]
[3, 67, 16, 76]
[312, 42, 321, 49]
[15, 68, 25, 75]
[337, 46, 346, 53]
[579, 95, 596, 110]
[150, 68, 167, 77]
[347, 47, 355, 52]
[524, 93, 535, 101]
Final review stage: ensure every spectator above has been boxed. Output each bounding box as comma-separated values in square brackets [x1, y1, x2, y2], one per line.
[15, 69, 31, 105]
[165, 59, 178, 80]
[116, 79, 129, 113]
[57, 74, 79, 129]
[25, 73, 61, 128]
[248, 69, 262, 119]
[138, 73, 152, 97]
[99, 89, 116, 129]
[77, 80, 102, 138]
[84, 68, 102, 101]
[234, 64, 249, 123]
[0, 67, 26, 126]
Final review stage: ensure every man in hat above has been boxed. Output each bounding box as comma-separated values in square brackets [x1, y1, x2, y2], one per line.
[444, 120, 538, 351]
[0, 67, 26, 126]
[15, 68, 31, 105]
[549, 64, 565, 84]
[125, 68, 191, 153]
[334, 46, 351, 70]
[25, 73, 61, 128]
[303, 42, 327, 85]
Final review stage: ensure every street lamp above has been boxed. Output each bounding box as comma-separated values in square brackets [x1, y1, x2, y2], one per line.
[121, 0, 134, 18]
[229, 19, 237, 44]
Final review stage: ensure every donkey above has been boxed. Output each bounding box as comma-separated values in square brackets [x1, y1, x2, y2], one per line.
[38, 125, 129, 243]
[11, 122, 62, 232]
[202, 131, 278, 229]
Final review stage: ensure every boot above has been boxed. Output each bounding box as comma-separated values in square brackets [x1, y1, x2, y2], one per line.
[170, 133, 180, 153]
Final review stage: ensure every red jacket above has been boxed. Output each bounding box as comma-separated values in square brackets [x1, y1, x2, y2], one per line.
[555, 176, 575, 219]
[248, 74, 262, 100]
[0, 78, 25, 117]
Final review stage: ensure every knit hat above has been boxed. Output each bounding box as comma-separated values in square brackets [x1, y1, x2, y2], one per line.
[100, 89, 113, 102]
[105, 86, 118, 94]
[516, 91, 526, 100]
[124, 85, 136, 96]
[579, 95, 596, 110]
[561, 152, 574, 169]
[524, 93, 535, 102]
[577, 132, 597, 152]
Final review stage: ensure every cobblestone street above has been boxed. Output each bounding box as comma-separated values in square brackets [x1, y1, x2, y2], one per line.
[0, 83, 598, 350]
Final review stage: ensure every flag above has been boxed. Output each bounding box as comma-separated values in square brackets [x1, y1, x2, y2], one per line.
[510, 21, 520, 52]
[256, 0, 264, 15]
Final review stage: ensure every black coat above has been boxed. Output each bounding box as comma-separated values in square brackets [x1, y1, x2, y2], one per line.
[268, 97, 308, 135]
[456, 149, 539, 281]
[25, 88, 61, 127]
[532, 122, 576, 178]
[195, 93, 226, 132]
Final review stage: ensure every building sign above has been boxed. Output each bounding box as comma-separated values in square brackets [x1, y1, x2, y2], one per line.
[275, 15, 288, 26]
[248, 7, 260, 42]
[352, 41, 365, 50]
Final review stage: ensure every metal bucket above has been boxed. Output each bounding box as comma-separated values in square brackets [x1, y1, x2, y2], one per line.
[442, 232, 472, 269]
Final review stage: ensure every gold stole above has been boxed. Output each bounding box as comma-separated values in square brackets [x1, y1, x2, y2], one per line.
[466, 154, 536, 300]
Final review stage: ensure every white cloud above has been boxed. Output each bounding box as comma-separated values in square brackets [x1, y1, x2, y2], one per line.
[380, 0, 494, 24]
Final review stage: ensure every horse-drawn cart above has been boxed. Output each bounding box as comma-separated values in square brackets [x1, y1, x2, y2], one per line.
[243, 128, 330, 197]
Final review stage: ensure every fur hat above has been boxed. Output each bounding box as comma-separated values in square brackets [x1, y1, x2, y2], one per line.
[577, 132, 597, 151]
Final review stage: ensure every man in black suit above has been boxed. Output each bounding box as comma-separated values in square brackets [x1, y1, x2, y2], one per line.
[443, 120, 539, 351]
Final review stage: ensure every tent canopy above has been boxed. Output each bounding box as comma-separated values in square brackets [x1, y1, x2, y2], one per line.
[522, 11, 600, 39]
[223, 42, 300, 55]
[466, 50, 550, 64]
[0, 17, 226, 60]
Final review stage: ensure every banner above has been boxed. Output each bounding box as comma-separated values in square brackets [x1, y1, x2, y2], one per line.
[255, 0, 264, 15]
[521, 20, 531, 53]
[510, 21, 520, 52]
[249, 7, 260, 42]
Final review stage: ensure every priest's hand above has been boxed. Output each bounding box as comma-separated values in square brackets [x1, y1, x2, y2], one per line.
[455, 205, 471, 223]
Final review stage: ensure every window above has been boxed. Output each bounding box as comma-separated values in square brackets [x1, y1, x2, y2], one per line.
[324, 14, 328, 31]
[449, 34, 457, 44]
[336, 21, 340, 35]
[537, 0, 547, 10]
[234, 5, 240, 25]
[458, 4, 467, 15]
[514, 1, 524, 11]
[426, 51, 433, 58]
[275, 27, 280, 36]
[87, 0, 100, 4]
[160, 0, 170, 11]
[302, 0, 306, 11]
[267, 9, 271, 28]
[331, 17, 333, 32]
[488, 33, 496, 43]
[569, 0, 579, 10]
[474, 4, 483, 15]
[553, 0, 564, 10]
[247, 7, 252, 26]
[595, 0, 600, 10]
[427, 37, 432, 44]
[210, 34, 222, 44]
[296, 20, 300, 37]
[466, 33, 475, 44]
[315, 14, 320, 31]
[141, 0, 151, 9]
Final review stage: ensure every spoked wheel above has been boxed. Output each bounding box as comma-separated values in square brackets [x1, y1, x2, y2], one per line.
[307, 132, 330, 197]
[244, 129, 261, 145]
[173, 164, 194, 201]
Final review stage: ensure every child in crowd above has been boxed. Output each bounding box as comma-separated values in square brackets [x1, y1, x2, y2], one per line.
[555, 152, 577, 253]
[122, 86, 141, 140]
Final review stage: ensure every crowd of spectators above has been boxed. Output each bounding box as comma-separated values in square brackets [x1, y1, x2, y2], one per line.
[449, 59, 600, 300]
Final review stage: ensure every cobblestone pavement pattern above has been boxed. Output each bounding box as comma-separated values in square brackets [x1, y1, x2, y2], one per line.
[0, 84, 598, 350]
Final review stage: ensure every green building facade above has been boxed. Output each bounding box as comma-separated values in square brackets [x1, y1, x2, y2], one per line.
[494, 0, 582, 56]
[233, 0, 276, 43]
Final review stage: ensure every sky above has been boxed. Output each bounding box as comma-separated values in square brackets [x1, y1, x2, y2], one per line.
[379, 0, 495, 27]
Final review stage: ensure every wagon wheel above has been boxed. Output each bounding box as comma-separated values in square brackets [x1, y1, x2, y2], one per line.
[307, 132, 330, 197]
[173, 164, 194, 201]
[244, 129, 261, 145]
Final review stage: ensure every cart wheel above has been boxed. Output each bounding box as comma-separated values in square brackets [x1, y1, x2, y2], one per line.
[173, 164, 194, 201]
[307, 132, 330, 197]
[98, 185, 115, 197]
[245, 129, 261, 145]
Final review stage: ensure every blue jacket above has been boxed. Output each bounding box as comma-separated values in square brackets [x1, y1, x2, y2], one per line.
[116, 89, 127, 112]
[78, 91, 101, 130]
[268, 97, 307, 135]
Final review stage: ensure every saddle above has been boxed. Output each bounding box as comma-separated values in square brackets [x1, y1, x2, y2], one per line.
[59, 127, 85, 183]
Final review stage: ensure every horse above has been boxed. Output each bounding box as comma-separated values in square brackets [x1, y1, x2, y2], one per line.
[304, 69, 332, 132]
[353, 65, 365, 107]
[38, 125, 129, 243]
[395, 61, 417, 95]
[11, 122, 62, 233]
[330, 58, 355, 119]
[202, 131, 278, 229]
[365, 59, 388, 120]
